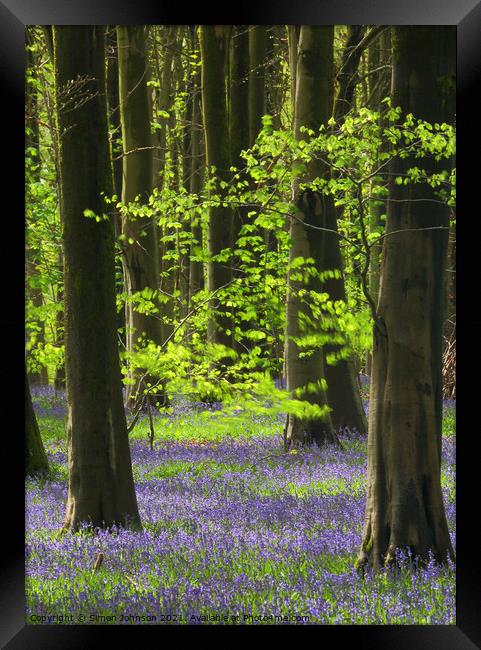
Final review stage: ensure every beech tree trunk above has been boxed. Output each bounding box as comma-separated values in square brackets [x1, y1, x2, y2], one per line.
[284, 26, 338, 449]
[117, 26, 163, 404]
[25, 32, 48, 386]
[188, 45, 205, 304]
[315, 26, 370, 435]
[106, 28, 127, 350]
[54, 26, 140, 531]
[334, 26, 366, 122]
[366, 30, 391, 376]
[358, 26, 455, 570]
[248, 26, 267, 144]
[199, 26, 233, 350]
[26, 367, 49, 476]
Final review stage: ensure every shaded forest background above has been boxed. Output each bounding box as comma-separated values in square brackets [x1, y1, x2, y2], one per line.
[25, 25, 456, 571]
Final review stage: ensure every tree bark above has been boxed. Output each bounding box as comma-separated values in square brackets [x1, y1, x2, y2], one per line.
[313, 26, 370, 435]
[106, 27, 127, 350]
[284, 26, 338, 449]
[25, 31, 48, 386]
[287, 26, 300, 125]
[199, 26, 233, 351]
[248, 26, 267, 145]
[26, 366, 49, 476]
[334, 26, 366, 123]
[54, 25, 140, 531]
[188, 31, 205, 305]
[366, 29, 391, 376]
[358, 26, 455, 570]
[117, 26, 163, 405]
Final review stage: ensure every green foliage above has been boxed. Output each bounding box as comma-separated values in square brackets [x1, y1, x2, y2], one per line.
[26, 20, 455, 424]
[106, 99, 456, 418]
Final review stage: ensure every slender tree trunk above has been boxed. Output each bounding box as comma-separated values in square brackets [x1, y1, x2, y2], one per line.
[117, 26, 163, 405]
[152, 26, 179, 343]
[25, 31, 48, 385]
[54, 266, 66, 390]
[334, 26, 366, 122]
[106, 29, 123, 202]
[106, 27, 127, 350]
[284, 26, 338, 449]
[26, 366, 49, 476]
[228, 26, 251, 351]
[443, 222, 455, 398]
[230, 26, 250, 240]
[177, 33, 191, 319]
[152, 25, 178, 189]
[54, 26, 140, 531]
[39, 26, 67, 389]
[320, 217, 368, 434]
[314, 26, 369, 435]
[248, 26, 267, 145]
[265, 26, 284, 131]
[358, 26, 455, 570]
[287, 26, 299, 125]
[199, 26, 233, 351]
[188, 45, 205, 305]
[366, 29, 391, 376]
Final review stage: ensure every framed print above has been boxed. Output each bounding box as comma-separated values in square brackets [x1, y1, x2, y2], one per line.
[2, 0, 479, 647]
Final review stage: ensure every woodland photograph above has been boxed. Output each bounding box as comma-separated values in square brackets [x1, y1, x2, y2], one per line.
[25, 24, 456, 625]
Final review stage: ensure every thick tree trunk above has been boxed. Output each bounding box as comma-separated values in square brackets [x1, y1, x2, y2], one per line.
[54, 26, 140, 531]
[358, 26, 455, 570]
[117, 26, 163, 405]
[284, 26, 338, 449]
[199, 26, 233, 351]
[26, 367, 49, 476]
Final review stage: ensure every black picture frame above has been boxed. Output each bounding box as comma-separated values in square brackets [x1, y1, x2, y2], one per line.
[3, 0, 479, 647]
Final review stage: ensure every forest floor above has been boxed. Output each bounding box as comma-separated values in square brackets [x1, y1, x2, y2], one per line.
[26, 387, 456, 625]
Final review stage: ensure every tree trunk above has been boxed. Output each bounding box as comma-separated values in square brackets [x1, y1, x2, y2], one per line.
[334, 26, 366, 122]
[26, 367, 49, 476]
[366, 29, 391, 376]
[284, 26, 338, 449]
[54, 25, 140, 531]
[188, 32, 205, 305]
[248, 26, 267, 145]
[25, 31, 48, 386]
[152, 25, 178, 189]
[229, 26, 252, 351]
[199, 26, 233, 351]
[117, 26, 163, 405]
[321, 228, 368, 434]
[106, 27, 127, 350]
[314, 26, 370, 435]
[54, 266, 66, 390]
[230, 25, 250, 235]
[287, 26, 300, 125]
[443, 223, 455, 398]
[358, 26, 455, 570]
